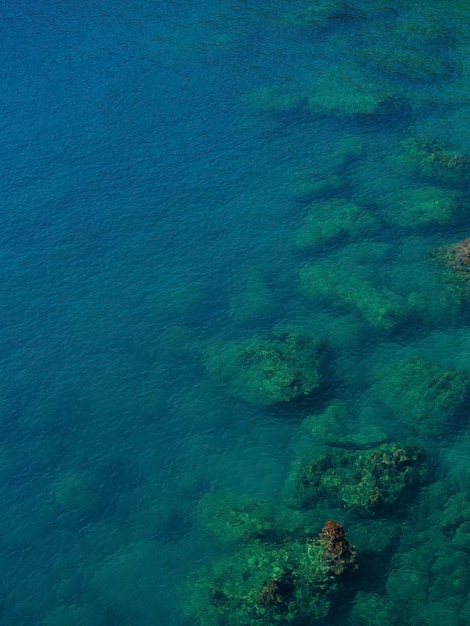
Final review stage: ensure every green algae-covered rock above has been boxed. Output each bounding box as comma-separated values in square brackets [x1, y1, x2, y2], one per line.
[282, 168, 343, 200]
[204, 329, 323, 406]
[383, 184, 461, 229]
[441, 492, 470, 532]
[87, 541, 163, 624]
[300, 400, 388, 449]
[396, 137, 470, 185]
[299, 399, 349, 446]
[197, 491, 278, 544]
[382, 485, 470, 626]
[281, 136, 363, 200]
[300, 262, 405, 330]
[181, 521, 357, 625]
[371, 356, 470, 434]
[306, 63, 398, 117]
[294, 199, 379, 250]
[287, 442, 426, 512]
[49, 472, 99, 522]
[386, 568, 429, 605]
[431, 237, 470, 301]
[351, 591, 399, 626]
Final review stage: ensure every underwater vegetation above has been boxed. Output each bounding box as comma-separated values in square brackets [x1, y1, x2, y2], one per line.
[286, 442, 427, 513]
[181, 519, 357, 625]
[383, 184, 462, 229]
[197, 491, 279, 544]
[370, 356, 470, 437]
[300, 259, 406, 330]
[305, 62, 401, 118]
[381, 483, 470, 626]
[279, 136, 364, 202]
[204, 329, 323, 405]
[294, 198, 380, 250]
[395, 137, 470, 186]
[247, 61, 401, 119]
[431, 236, 470, 301]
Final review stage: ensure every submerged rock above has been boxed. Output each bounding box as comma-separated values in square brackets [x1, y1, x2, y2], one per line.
[287, 442, 427, 512]
[383, 184, 462, 229]
[371, 356, 470, 435]
[300, 261, 406, 330]
[307, 63, 399, 117]
[197, 491, 278, 544]
[431, 237, 470, 300]
[294, 199, 379, 250]
[204, 329, 323, 406]
[181, 520, 357, 625]
[396, 137, 470, 185]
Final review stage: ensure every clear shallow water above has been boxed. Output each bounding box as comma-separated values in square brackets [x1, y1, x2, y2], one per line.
[1, 0, 470, 624]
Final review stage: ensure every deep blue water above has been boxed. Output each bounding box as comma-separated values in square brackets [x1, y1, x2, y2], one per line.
[1, 0, 470, 624]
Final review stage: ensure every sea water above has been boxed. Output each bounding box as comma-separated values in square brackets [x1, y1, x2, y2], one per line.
[1, 0, 470, 624]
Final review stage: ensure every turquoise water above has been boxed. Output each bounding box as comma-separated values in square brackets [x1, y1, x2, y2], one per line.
[2, 0, 470, 624]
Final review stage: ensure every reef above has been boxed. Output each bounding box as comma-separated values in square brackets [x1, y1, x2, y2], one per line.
[181, 519, 357, 625]
[294, 199, 380, 250]
[431, 237, 470, 300]
[287, 442, 427, 513]
[197, 491, 278, 544]
[246, 61, 400, 120]
[300, 261, 406, 330]
[299, 400, 388, 449]
[382, 184, 462, 229]
[370, 356, 470, 436]
[396, 137, 470, 185]
[306, 63, 399, 117]
[318, 519, 357, 575]
[384, 485, 470, 625]
[351, 591, 399, 625]
[204, 329, 323, 405]
[282, 167, 343, 200]
[280, 136, 363, 201]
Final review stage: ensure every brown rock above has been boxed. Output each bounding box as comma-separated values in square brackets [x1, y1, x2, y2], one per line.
[318, 520, 357, 575]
